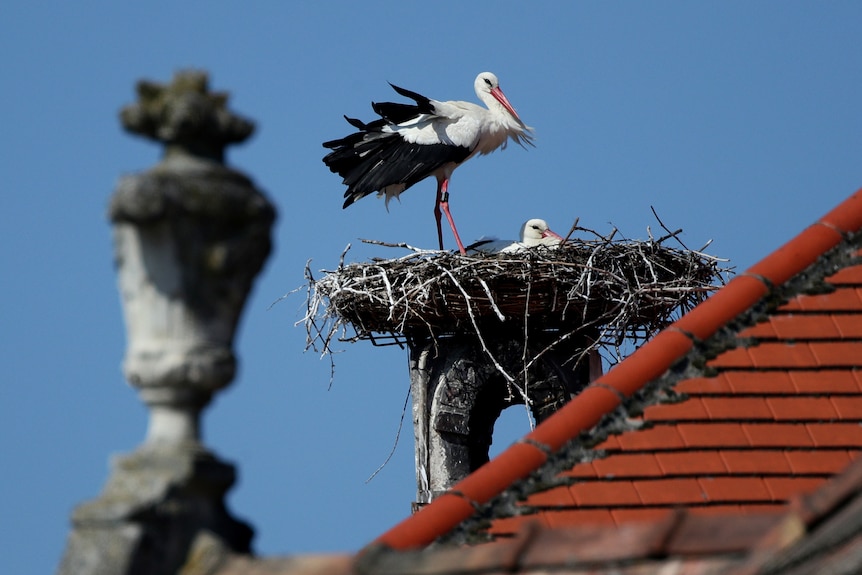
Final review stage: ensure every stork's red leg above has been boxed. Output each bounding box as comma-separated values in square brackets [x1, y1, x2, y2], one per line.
[434, 181, 445, 250]
[438, 179, 467, 255]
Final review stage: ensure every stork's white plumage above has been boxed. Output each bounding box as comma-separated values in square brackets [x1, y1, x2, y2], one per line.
[323, 72, 533, 254]
[469, 218, 563, 254]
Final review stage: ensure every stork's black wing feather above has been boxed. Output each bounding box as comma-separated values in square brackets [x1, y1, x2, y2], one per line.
[388, 83, 435, 114]
[322, 116, 389, 149]
[371, 101, 424, 124]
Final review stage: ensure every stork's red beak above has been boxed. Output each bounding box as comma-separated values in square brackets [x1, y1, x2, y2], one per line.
[542, 228, 564, 241]
[491, 87, 521, 121]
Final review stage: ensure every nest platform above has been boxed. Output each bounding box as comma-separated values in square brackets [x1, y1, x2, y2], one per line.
[303, 229, 731, 355]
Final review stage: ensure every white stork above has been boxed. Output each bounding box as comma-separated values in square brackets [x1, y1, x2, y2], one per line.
[468, 218, 564, 254]
[322, 72, 534, 254]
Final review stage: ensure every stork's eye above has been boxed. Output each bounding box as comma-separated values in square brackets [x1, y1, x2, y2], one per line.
[484, 78, 493, 87]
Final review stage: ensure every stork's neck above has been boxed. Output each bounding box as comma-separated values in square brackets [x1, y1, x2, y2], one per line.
[478, 90, 510, 118]
[479, 90, 528, 134]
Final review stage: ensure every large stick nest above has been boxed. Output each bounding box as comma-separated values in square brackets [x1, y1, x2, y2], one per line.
[301, 222, 732, 361]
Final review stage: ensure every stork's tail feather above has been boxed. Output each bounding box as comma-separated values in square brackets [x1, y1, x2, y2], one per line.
[323, 121, 404, 208]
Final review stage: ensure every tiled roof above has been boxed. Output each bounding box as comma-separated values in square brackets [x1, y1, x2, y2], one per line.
[363, 456, 862, 575]
[373, 188, 862, 550]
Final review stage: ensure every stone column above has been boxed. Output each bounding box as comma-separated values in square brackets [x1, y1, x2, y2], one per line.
[58, 71, 276, 575]
[408, 330, 595, 507]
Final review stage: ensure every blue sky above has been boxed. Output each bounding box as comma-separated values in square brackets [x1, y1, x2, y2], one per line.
[3, 2, 862, 573]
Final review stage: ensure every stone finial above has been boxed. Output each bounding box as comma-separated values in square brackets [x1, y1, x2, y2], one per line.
[109, 71, 276, 446]
[58, 72, 272, 575]
[120, 70, 254, 162]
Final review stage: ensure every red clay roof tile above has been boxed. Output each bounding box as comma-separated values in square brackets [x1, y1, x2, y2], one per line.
[818, 188, 862, 232]
[831, 315, 862, 337]
[784, 450, 852, 474]
[524, 386, 621, 452]
[593, 330, 693, 397]
[746, 342, 819, 368]
[560, 462, 597, 478]
[517, 518, 676, 565]
[725, 371, 796, 394]
[632, 478, 708, 505]
[616, 424, 687, 450]
[672, 275, 769, 340]
[378, 492, 476, 549]
[701, 397, 774, 420]
[706, 346, 753, 368]
[826, 264, 862, 284]
[739, 319, 778, 338]
[676, 374, 734, 394]
[697, 476, 771, 502]
[523, 485, 577, 506]
[568, 481, 643, 506]
[687, 503, 743, 516]
[665, 513, 785, 555]
[809, 341, 862, 366]
[807, 422, 862, 446]
[764, 476, 827, 499]
[762, 314, 843, 339]
[609, 507, 674, 525]
[733, 502, 788, 515]
[482, 515, 536, 537]
[719, 450, 792, 474]
[830, 396, 862, 418]
[591, 452, 664, 478]
[677, 423, 750, 448]
[454, 442, 547, 504]
[655, 450, 728, 475]
[791, 370, 860, 392]
[542, 508, 614, 527]
[593, 435, 621, 450]
[765, 396, 839, 420]
[642, 397, 709, 420]
[746, 224, 843, 285]
[782, 287, 862, 311]
[742, 423, 814, 447]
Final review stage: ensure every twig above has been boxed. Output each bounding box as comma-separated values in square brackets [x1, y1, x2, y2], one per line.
[650, 205, 689, 250]
[561, 217, 580, 245]
[365, 385, 411, 483]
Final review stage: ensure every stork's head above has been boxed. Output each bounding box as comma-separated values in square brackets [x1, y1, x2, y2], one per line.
[520, 218, 563, 247]
[475, 72, 521, 121]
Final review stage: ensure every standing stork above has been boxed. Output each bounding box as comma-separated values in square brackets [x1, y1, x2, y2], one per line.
[322, 72, 534, 254]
